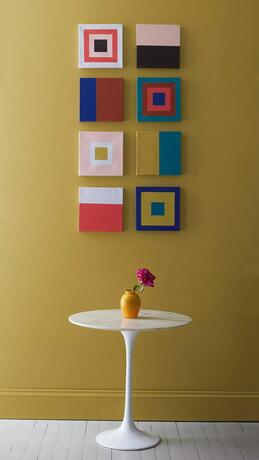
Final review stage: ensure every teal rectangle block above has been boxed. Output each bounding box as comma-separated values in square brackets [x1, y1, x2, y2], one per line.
[151, 202, 165, 216]
[159, 131, 181, 175]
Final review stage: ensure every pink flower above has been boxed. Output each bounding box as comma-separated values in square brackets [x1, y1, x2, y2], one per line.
[136, 268, 156, 288]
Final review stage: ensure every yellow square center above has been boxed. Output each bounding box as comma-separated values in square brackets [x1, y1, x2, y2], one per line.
[95, 147, 108, 161]
[141, 192, 175, 226]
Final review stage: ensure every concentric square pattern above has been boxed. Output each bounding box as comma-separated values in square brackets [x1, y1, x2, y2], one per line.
[137, 78, 181, 122]
[79, 132, 123, 176]
[79, 24, 123, 68]
[136, 187, 180, 231]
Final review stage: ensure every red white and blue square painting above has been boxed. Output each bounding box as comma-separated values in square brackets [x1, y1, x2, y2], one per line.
[137, 77, 181, 122]
[136, 186, 180, 231]
[78, 24, 123, 68]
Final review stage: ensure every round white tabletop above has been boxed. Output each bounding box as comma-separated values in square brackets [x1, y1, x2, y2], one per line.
[69, 309, 192, 451]
[69, 309, 192, 331]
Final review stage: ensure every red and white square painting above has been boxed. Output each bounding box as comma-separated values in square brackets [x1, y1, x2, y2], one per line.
[79, 24, 123, 68]
[79, 187, 123, 232]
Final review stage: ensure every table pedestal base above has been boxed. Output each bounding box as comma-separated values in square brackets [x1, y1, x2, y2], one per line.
[96, 330, 160, 450]
[96, 423, 160, 451]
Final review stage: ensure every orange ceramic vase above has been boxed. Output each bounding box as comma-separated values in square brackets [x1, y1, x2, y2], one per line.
[120, 290, 141, 319]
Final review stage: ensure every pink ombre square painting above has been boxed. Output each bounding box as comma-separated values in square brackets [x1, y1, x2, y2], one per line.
[79, 131, 123, 176]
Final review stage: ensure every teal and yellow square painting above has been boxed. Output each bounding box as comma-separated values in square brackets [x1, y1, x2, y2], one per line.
[136, 131, 181, 176]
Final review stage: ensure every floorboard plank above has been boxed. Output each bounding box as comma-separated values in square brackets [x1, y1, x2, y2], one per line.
[202, 422, 229, 460]
[82, 420, 99, 460]
[52, 420, 74, 460]
[233, 422, 259, 459]
[215, 422, 244, 460]
[0, 419, 10, 435]
[151, 421, 170, 460]
[38, 420, 60, 460]
[241, 422, 259, 439]
[248, 422, 259, 437]
[177, 422, 200, 460]
[228, 423, 256, 460]
[164, 421, 185, 460]
[9, 420, 36, 460]
[22, 420, 48, 460]
[67, 421, 87, 460]
[0, 420, 22, 459]
[190, 422, 215, 460]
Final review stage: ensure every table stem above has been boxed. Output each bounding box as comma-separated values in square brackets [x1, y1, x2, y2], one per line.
[121, 330, 138, 430]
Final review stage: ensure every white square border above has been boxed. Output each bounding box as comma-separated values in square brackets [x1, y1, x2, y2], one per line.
[89, 142, 113, 166]
[79, 131, 124, 177]
[78, 24, 123, 68]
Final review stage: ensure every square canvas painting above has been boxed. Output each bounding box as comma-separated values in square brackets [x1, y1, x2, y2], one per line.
[136, 24, 180, 68]
[80, 78, 124, 122]
[79, 187, 123, 232]
[136, 131, 181, 175]
[79, 24, 123, 68]
[79, 131, 123, 176]
[136, 186, 180, 231]
[137, 77, 181, 122]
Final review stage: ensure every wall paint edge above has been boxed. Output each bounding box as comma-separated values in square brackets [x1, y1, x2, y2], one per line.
[0, 389, 258, 421]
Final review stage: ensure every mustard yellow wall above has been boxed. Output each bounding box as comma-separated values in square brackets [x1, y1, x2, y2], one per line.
[0, 0, 259, 420]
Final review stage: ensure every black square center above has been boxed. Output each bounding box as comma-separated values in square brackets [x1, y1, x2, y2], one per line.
[94, 39, 108, 52]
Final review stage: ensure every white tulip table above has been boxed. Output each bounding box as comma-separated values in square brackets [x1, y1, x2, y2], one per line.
[69, 309, 192, 451]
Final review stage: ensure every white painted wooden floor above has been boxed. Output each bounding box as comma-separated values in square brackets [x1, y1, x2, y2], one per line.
[0, 420, 258, 459]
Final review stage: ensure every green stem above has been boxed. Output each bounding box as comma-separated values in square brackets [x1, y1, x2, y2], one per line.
[133, 283, 144, 293]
